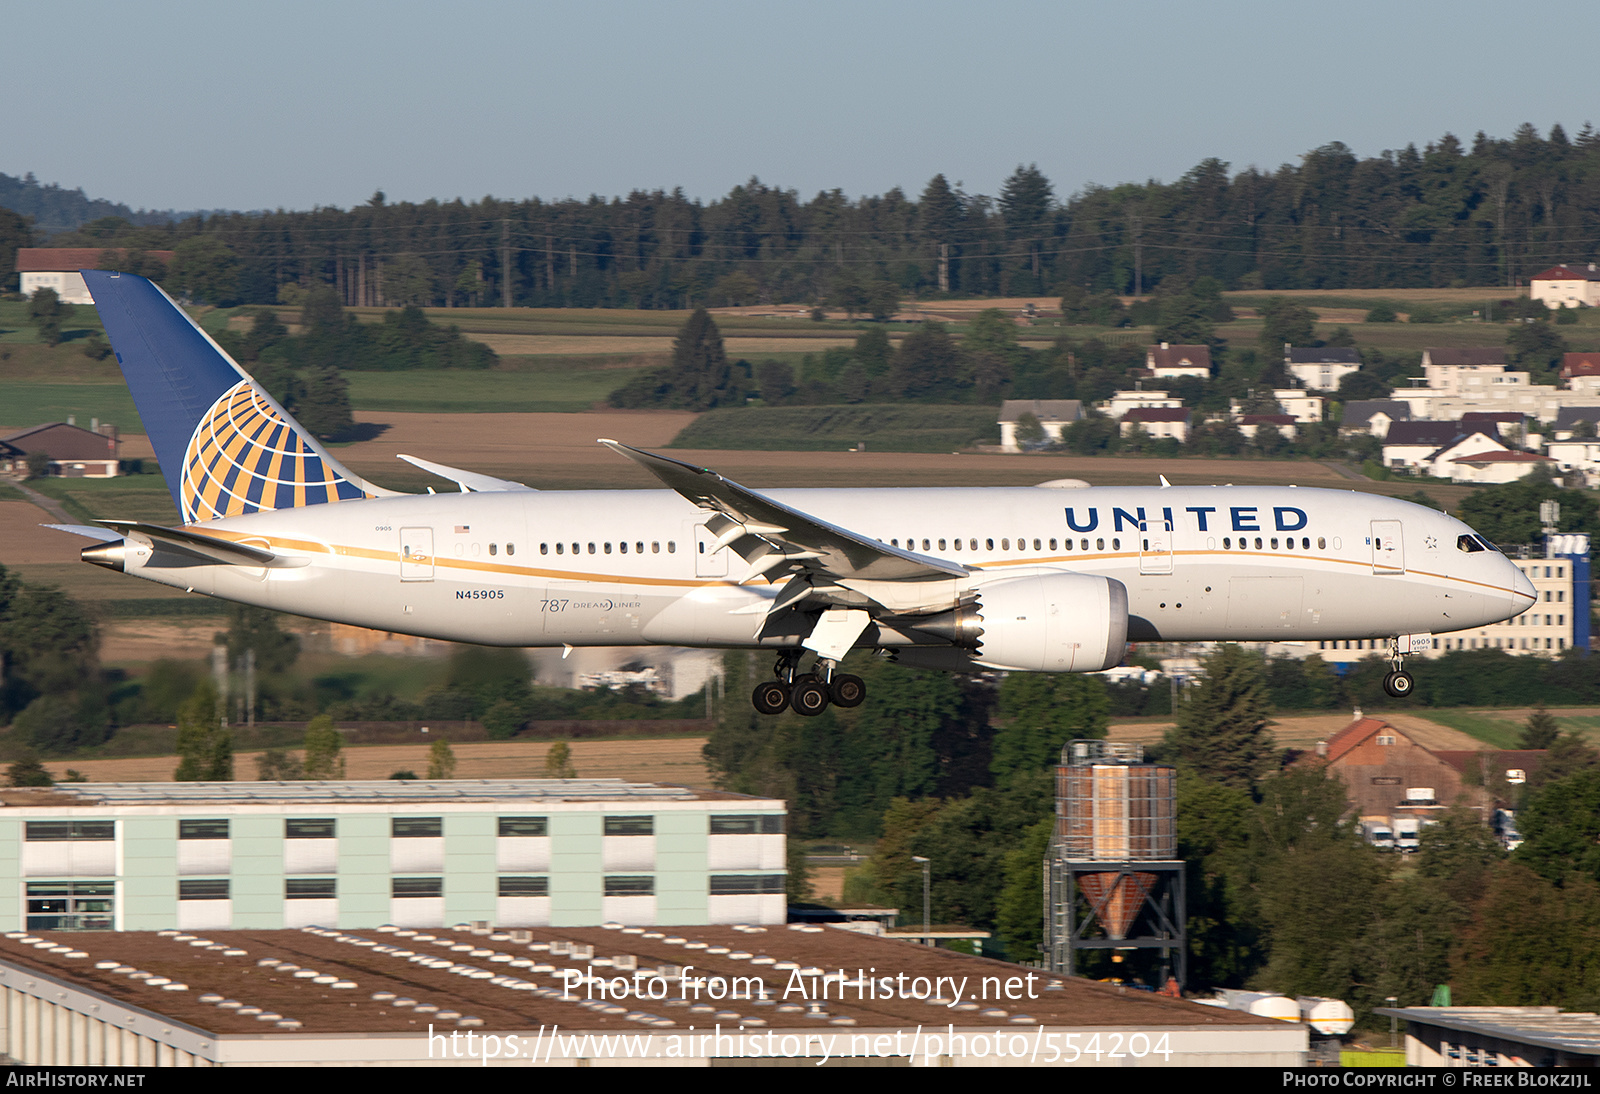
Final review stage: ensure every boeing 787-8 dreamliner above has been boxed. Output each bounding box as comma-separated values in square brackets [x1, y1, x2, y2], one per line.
[50, 271, 1536, 715]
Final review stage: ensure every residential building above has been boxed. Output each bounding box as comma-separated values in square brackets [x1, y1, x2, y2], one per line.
[1530, 264, 1600, 309]
[1119, 406, 1191, 442]
[1340, 400, 1411, 439]
[16, 249, 175, 305]
[1443, 449, 1556, 484]
[1237, 414, 1297, 442]
[0, 421, 120, 478]
[1229, 389, 1323, 424]
[1380, 421, 1505, 473]
[0, 780, 788, 932]
[1102, 389, 1181, 420]
[996, 399, 1082, 451]
[1145, 342, 1211, 380]
[1284, 347, 1360, 392]
[1561, 352, 1600, 381]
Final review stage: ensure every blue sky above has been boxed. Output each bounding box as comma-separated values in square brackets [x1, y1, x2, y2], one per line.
[5, 0, 1598, 213]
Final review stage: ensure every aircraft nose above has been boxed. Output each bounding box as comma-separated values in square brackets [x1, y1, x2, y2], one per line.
[1508, 559, 1537, 611]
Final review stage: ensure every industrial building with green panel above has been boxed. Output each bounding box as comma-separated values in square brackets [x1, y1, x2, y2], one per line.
[0, 780, 787, 932]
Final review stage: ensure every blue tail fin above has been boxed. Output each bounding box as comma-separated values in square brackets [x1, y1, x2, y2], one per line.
[83, 270, 393, 523]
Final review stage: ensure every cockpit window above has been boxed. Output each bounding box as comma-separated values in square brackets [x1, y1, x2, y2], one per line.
[1457, 534, 1484, 553]
[1476, 535, 1501, 553]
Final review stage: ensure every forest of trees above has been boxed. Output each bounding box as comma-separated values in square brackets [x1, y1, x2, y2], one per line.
[707, 642, 1600, 1017]
[8, 124, 1600, 305]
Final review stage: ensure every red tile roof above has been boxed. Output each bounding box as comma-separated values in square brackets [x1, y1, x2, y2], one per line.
[15, 248, 174, 272]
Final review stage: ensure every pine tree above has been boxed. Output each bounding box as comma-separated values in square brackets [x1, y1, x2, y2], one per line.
[1521, 703, 1561, 750]
[669, 308, 738, 410]
[1162, 644, 1276, 793]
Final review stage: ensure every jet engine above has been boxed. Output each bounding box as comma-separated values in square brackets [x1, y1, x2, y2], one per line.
[908, 571, 1129, 672]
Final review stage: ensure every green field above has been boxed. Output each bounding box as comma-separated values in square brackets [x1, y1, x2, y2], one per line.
[1422, 709, 1600, 749]
[24, 474, 179, 525]
[669, 404, 1003, 452]
[344, 358, 651, 413]
[0, 382, 144, 431]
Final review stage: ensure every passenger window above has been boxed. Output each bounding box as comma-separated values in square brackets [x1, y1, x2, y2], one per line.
[507, 543, 515, 555]
[541, 543, 548, 555]
[652, 542, 660, 553]
[1318, 537, 1326, 549]
[1271, 538, 1278, 550]
[1112, 538, 1120, 550]
[938, 539, 947, 550]
[555, 543, 564, 554]
[619, 542, 627, 553]
[588, 543, 596, 554]
[668, 541, 676, 553]
[952, 539, 961, 551]
[986, 539, 995, 550]
[605, 543, 612, 554]
[1223, 537, 1231, 549]
[1049, 538, 1057, 550]
[1096, 538, 1104, 550]
[1080, 539, 1088, 550]
[923, 539, 931, 551]
[636, 542, 643, 554]
[1001, 539, 1010, 550]
[1034, 539, 1041, 550]
[489, 543, 498, 556]
[1254, 537, 1263, 549]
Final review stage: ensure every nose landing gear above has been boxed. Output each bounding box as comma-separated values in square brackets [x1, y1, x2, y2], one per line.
[1382, 637, 1415, 698]
[748, 652, 868, 715]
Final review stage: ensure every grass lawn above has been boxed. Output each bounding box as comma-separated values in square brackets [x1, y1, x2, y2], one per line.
[25, 474, 180, 525]
[670, 404, 1002, 452]
[0, 382, 144, 431]
[344, 361, 652, 413]
[1419, 710, 1525, 749]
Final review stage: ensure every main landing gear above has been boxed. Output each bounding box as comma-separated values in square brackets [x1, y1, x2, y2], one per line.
[750, 652, 866, 716]
[1382, 638, 1415, 698]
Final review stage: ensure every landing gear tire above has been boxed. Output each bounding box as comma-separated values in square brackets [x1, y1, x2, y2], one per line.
[791, 678, 832, 717]
[830, 674, 866, 707]
[1383, 671, 1415, 698]
[752, 681, 790, 715]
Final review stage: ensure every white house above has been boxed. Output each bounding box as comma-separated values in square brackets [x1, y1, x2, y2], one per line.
[1103, 389, 1182, 420]
[1381, 421, 1506, 473]
[1120, 406, 1191, 442]
[997, 399, 1082, 451]
[1341, 400, 1411, 439]
[1446, 450, 1557, 484]
[1531, 264, 1600, 309]
[1285, 347, 1361, 392]
[1237, 414, 1297, 442]
[1145, 343, 1211, 380]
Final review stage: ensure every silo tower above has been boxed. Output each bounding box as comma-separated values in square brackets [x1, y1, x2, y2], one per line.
[1045, 739, 1186, 986]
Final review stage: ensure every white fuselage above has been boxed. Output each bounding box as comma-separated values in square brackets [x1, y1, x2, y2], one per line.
[109, 485, 1535, 652]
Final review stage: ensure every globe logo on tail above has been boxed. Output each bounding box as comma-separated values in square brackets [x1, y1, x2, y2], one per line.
[180, 380, 372, 523]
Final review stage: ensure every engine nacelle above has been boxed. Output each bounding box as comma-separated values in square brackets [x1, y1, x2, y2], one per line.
[967, 571, 1129, 672]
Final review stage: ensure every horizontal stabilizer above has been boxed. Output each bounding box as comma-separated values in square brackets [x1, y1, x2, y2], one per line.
[43, 524, 125, 543]
[397, 454, 535, 493]
[95, 520, 307, 568]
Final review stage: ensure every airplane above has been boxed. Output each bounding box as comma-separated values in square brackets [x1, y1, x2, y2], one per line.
[49, 270, 1537, 715]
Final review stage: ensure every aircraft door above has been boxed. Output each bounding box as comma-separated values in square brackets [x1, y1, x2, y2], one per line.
[400, 528, 434, 581]
[1371, 520, 1404, 575]
[1139, 520, 1174, 575]
[694, 523, 729, 578]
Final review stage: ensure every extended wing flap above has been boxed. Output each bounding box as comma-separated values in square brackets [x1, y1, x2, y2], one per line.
[599, 440, 966, 581]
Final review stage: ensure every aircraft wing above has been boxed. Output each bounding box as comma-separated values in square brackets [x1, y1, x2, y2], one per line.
[600, 440, 968, 582]
[397, 454, 536, 493]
